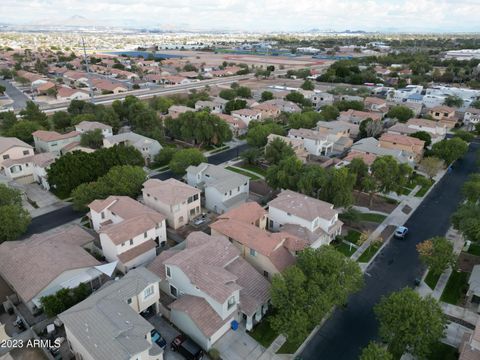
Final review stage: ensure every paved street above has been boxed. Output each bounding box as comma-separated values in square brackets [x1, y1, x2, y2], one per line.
[0, 79, 30, 110]
[300, 141, 480, 360]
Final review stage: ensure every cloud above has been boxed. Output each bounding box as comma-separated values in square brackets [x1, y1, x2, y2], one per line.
[1, 0, 479, 32]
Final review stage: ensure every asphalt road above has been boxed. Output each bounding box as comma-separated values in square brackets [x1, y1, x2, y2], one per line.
[0, 79, 30, 110]
[300, 141, 480, 360]
[24, 143, 250, 236]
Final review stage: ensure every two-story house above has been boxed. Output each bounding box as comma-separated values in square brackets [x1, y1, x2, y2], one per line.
[103, 132, 162, 165]
[186, 163, 249, 214]
[32, 130, 81, 154]
[2, 152, 56, 187]
[75, 121, 113, 138]
[0, 137, 34, 170]
[88, 196, 167, 273]
[148, 232, 270, 349]
[267, 134, 308, 163]
[364, 97, 388, 114]
[142, 178, 201, 229]
[251, 103, 282, 118]
[59, 268, 164, 360]
[428, 105, 458, 128]
[218, 202, 268, 230]
[379, 133, 425, 161]
[288, 128, 334, 156]
[231, 109, 262, 126]
[267, 190, 343, 247]
[194, 98, 227, 113]
[217, 114, 248, 137]
[338, 109, 383, 124]
[350, 137, 415, 166]
[464, 108, 480, 130]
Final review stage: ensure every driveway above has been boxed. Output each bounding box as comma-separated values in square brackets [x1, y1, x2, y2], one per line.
[148, 315, 184, 360]
[300, 141, 480, 359]
[214, 325, 265, 360]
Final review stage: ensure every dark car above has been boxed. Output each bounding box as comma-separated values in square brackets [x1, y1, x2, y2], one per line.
[171, 335, 204, 360]
[150, 329, 167, 350]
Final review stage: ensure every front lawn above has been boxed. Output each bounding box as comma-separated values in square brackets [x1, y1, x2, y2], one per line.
[344, 230, 362, 244]
[428, 342, 458, 360]
[240, 164, 267, 176]
[277, 337, 304, 354]
[357, 241, 383, 263]
[424, 270, 441, 290]
[467, 243, 480, 256]
[248, 317, 278, 348]
[357, 213, 387, 223]
[225, 166, 260, 180]
[333, 241, 357, 257]
[440, 270, 469, 305]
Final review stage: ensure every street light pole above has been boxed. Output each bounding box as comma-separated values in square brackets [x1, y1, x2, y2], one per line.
[81, 36, 94, 102]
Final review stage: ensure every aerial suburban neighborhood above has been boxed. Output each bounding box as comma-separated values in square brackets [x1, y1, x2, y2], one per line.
[1, 2, 480, 360]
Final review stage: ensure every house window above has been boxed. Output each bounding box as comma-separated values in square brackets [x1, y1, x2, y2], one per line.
[146, 193, 150, 197]
[101, 212, 105, 219]
[263, 271, 269, 278]
[51, 143, 58, 147]
[250, 249, 257, 257]
[227, 296, 236, 310]
[127, 298, 132, 304]
[144, 232, 147, 238]
[193, 194, 199, 201]
[23, 150, 30, 155]
[130, 239, 133, 245]
[2, 155, 9, 160]
[121, 242, 125, 247]
[143, 285, 154, 299]
[170, 285, 178, 297]
[166, 266, 171, 278]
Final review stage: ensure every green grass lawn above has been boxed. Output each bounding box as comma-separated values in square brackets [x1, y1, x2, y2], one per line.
[277, 337, 304, 354]
[247, 317, 278, 348]
[440, 270, 469, 305]
[333, 241, 357, 257]
[344, 230, 362, 244]
[225, 166, 260, 180]
[358, 241, 383, 263]
[240, 164, 267, 176]
[400, 187, 413, 195]
[357, 213, 387, 223]
[428, 342, 458, 360]
[467, 243, 480, 256]
[424, 270, 441, 290]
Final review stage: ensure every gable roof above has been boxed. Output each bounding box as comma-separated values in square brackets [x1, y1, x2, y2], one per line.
[187, 163, 249, 193]
[76, 121, 112, 131]
[379, 133, 425, 148]
[32, 130, 80, 142]
[218, 202, 267, 225]
[0, 137, 33, 153]
[0, 225, 99, 303]
[142, 178, 200, 205]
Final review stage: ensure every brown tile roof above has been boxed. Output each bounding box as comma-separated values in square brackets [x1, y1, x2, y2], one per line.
[57, 87, 88, 98]
[430, 105, 456, 113]
[216, 113, 247, 129]
[76, 121, 112, 131]
[268, 190, 337, 221]
[379, 133, 425, 147]
[218, 202, 267, 225]
[36, 81, 56, 92]
[32, 130, 80, 142]
[142, 178, 200, 205]
[406, 118, 444, 128]
[364, 97, 386, 105]
[117, 239, 156, 264]
[170, 295, 232, 337]
[0, 137, 32, 154]
[231, 108, 262, 117]
[0, 225, 99, 303]
[343, 151, 377, 166]
[92, 79, 127, 91]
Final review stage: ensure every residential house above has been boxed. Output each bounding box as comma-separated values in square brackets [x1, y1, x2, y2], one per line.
[428, 105, 458, 128]
[0, 137, 34, 170]
[35, 81, 56, 95]
[350, 137, 415, 165]
[92, 78, 128, 94]
[464, 108, 480, 130]
[88, 196, 167, 273]
[75, 121, 113, 138]
[341, 151, 378, 167]
[186, 163, 249, 214]
[0, 225, 112, 313]
[218, 202, 268, 230]
[2, 152, 56, 188]
[217, 114, 247, 137]
[378, 133, 425, 161]
[148, 232, 270, 349]
[267, 134, 308, 163]
[103, 132, 162, 165]
[267, 190, 343, 247]
[32, 130, 81, 154]
[142, 178, 201, 229]
[210, 218, 307, 279]
[194, 98, 227, 114]
[63, 71, 89, 86]
[59, 268, 164, 360]
[309, 91, 334, 109]
[252, 103, 282, 118]
[167, 105, 193, 119]
[458, 318, 480, 360]
[364, 97, 388, 114]
[316, 120, 360, 139]
[56, 87, 90, 101]
[263, 99, 301, 113]
[338, 109, 383, 124]
[288, 128, 334, 156]
[231, 109, 262, 126]
[387, 118, 447, 144]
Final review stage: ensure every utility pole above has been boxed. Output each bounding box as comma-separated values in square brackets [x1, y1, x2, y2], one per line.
[81, 36, 94, 102]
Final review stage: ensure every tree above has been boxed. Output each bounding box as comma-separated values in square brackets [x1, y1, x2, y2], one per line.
[5, 120, 42, 143]
[246, 122, 285, 147]
[301, 80, 314, 91]
[264, 138, 295, 165]
[169, 148, 206, 175]
[288, 111, 322, 129]
[472, 100, 480, 109]
[452, 202, 480, 243]
[0, 85, 5, 94]
[240, 148, 261, 165]
[0, 185, 30, 241]
[453, 130, 475, 143]
[443, 95, 463, 108]
[410, 131, 431, 148]
[261, 91, 274, 102]
[374, 288, 445, 359]
[52, 111, 72, 131]
[19, 101, 49, 128]
[236, 86, 252, 99]
[285, 91, 310, 107]
[150, 96, 174, 114]
[360, 342, 393, 360]
[462, 174, 480, 204]
[153, 147, 177, 167]
[419, 156, 444, 179]
[0, 111, 18, 133]
[320, 167, 356, 207]
[266, 156, 303, 191]
[219, 89, 236, 101]
[297, 164, 327, 198]
[334, 100, 364, 112]
[319, 105, 340, 121]
[270, 246, 363, 346]
[80, 129, 104, 149]
[386, 105, 415, 123]
[417, 237, 456, 276]
[225, 99, 247, 114]
[432, 137, 468, 165]
[348, 158, 369, 190]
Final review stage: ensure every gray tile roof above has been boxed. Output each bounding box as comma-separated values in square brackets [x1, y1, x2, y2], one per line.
[350, 137, 411, 163]
[187, 163, 249, 193]
[59, 268, 161, 360]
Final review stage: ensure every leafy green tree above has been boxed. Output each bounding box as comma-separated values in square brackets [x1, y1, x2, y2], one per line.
[320, 167, 356, 207]
[432, 137, 468, 165]
[154, 147, 177, 167]
[410, 131, 431, 148]
[453, 130, 475, 143]
[80, 129, 104, 149]
[0, 111, 18, 133]
[452, 202, 480, 243]
[285, 91, 310, 107]
[236, 86, 252, 99]
[297, 165, 327, 198]
[319, 105, 340, 121]
[240, 148, 261, 165]
[71, 113, 96, 126]
[419, 156, 444, 179]
[5, 121, 42, 143]
[416, 236, 456, 277]
[266, 156, 303, 191]
[360, 342, 393, 360]
[462, 174, 480, 204]
[41, 283, 91, 317]
[52, 111, 72, 131]
[334, 100, 364, 112]
[150, 96, 174, 113]
[261, 91, 274, 102]
[443, 95, 463, 108]
[374, 288, 445, 359]
[19, 101, 49, 128]
[0, 185, 30, 241]
[169, 148, 206, 175]
[472, 100, 480, 109]
[271, 246, 363, 346]
[0, 85, 5, 94]
[225, 99, 247, 114]
[348, 157, 369, 190]
[265, 138, 295, 165]
[386, 105, 415, 123]
[301, 80, 315, 91]
[288, 111, 322, 129]
[246, 122, 285, 147]
[219, 89, 236, 101]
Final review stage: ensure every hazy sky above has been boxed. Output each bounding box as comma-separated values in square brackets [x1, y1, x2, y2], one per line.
[1, 0, 480, 32]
